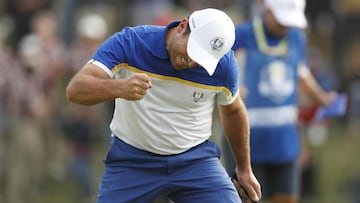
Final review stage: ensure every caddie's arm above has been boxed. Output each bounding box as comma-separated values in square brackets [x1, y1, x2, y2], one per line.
[219, 95, 261, 202]
[298, 64, 336, 106]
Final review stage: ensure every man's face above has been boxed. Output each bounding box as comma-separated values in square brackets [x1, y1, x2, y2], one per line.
[168, 19, 199, 71]
[265, 9, 289, 37]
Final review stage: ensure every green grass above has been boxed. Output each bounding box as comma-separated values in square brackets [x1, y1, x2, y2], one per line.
[307, 122, 360, 203]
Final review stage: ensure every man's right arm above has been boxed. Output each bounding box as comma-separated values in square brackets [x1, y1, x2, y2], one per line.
[66, 63, 152, 105]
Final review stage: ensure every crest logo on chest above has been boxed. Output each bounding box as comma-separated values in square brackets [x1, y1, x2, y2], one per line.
[193, 90, 204, 102]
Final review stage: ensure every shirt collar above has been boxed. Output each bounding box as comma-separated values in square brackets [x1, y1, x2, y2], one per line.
[153, 20, 180, 59]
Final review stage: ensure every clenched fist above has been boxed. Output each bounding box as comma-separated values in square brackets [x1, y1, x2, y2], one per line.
[121, 73, 152, 100]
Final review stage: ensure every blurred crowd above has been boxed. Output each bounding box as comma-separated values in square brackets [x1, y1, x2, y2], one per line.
[0, 0, 360, 203]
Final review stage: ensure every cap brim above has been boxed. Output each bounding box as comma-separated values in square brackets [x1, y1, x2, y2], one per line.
[274, 11, 307, 28]
[187, 33, 218, 76]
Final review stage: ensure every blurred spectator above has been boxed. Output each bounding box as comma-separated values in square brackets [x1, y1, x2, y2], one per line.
[60, 105, 104, 202]
[178, 0, 232, 11]
[57, 0, 118, 46]
[4, 61, 46, 203]
[343, 41, 360, 136]
[5, 0, 52, 50]
[20, 9, 68, 178]
[4, 9, 68, 203]
[68, 13, 108, 72]
[128, 0, 176, 26]
[0, 25, 18, 202]
[60, 12, 111, 202]
[298, 45, 340, 203]
[332, 0, 360, 124]
[19, 10, 67, 77]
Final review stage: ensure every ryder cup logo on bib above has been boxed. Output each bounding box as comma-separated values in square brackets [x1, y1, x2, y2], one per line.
[258, 60, 294, 103]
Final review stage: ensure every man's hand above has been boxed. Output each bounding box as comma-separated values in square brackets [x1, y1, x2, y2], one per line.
[121, 73, 152, 100]
[230, 170, 261, 203]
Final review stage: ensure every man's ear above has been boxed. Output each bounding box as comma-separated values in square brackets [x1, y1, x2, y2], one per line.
[177, 18, 189, 33]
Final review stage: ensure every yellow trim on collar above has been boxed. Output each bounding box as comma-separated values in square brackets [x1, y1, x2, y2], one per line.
[111, 63, 233, 98]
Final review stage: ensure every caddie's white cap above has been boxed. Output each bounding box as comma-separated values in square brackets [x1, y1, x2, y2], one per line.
[187, 8, 235, 76]
[265, 0, 307, 29]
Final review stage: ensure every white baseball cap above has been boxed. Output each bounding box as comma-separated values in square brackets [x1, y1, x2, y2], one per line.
[187, 8, 235, 76]
[265, 0, 307, 29]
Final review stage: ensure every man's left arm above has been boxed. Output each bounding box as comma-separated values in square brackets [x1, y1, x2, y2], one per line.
[219, 95, 261, 202]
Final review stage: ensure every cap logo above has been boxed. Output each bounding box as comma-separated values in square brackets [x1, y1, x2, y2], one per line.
[210, 37, 224, 51]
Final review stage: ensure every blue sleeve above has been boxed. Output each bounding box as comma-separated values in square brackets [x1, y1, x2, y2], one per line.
[225, 51, 240, 96]
[216, 51, 240, 105]
[92, 27, 132, 71]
